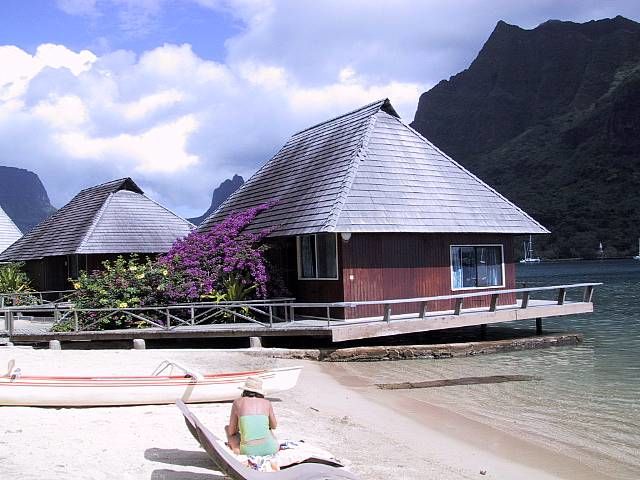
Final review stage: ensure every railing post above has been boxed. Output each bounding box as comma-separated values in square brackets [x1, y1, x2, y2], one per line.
[74, 310, 79, 332]
[289, 305, 295, 323]
[583, 285, 594, 303]
[419, 301, 427, 319]
[54, 306, 60, 324]
[7, 310, 13, 337]
[190, 306, 195, 325]
[383, 304, 391, 323]
[166, 308, 170, 329]
[489, 294, 499, 312]
[269, 306, 273, 327]
[557, 288, 566, 305]
[326, 306, 331, 325]
[521, 292, 530, 309]
[454, 298, 463, 315]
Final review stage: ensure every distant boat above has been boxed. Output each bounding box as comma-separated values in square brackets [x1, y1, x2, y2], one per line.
[634, 238, 640, 261]
[520, 235, 541, 263]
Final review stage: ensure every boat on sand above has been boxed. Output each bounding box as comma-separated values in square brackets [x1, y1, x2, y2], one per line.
[0, 360, 302, 407]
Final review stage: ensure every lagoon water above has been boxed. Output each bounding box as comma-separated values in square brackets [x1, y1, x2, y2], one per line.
[340, 260, 640, 478]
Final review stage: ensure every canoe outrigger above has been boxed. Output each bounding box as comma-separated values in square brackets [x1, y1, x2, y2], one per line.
[0, 360, 302, 407]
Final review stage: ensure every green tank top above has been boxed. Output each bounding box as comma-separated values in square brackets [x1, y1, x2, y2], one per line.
[238, 414, 270, 442]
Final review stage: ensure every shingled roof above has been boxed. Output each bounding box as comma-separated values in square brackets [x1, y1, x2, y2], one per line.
[0, 178, 194, 261]
[200, 99, 548, 236]
[0, 205, 22, 254]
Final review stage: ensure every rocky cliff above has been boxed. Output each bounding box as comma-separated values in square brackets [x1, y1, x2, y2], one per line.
[412, 16, 640, 258]
[0, 166, 56, 233]
[188, 174, 245, 225]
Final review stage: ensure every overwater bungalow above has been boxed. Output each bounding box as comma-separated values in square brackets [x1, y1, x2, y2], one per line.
[201, 99, 550, 320]
[0, 205, 22, 255]
[0, 178, 194, 291]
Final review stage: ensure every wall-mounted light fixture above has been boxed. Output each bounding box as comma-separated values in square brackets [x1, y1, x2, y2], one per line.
[340, 232, 352, 241]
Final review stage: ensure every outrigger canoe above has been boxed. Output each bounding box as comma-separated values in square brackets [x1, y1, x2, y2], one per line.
[0, 360, 302, 407]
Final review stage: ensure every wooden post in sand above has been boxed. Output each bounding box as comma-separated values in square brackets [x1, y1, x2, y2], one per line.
[49, 340, 61, 350]
[133, 338, 146, 350]
[249, 336, 262, 348]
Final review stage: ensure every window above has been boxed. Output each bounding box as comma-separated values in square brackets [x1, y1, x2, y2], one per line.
[451, 245, 503, 289]
[297, 233, 338, 279]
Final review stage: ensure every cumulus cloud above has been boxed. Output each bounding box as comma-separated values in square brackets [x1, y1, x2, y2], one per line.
[0, 41, 424, 216]
[5, 0, 638, 217]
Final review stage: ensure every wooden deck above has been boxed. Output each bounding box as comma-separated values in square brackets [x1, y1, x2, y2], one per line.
[2, 298, 594, 344]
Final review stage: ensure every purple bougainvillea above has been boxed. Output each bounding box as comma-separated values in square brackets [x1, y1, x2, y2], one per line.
[159, 203, 274, 302]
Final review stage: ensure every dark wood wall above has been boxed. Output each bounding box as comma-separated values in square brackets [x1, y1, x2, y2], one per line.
[272, 233, 516, 320]
[267, 237, 345, 318]
[23, 253, 157, 292]
[341, 233, 515, 319]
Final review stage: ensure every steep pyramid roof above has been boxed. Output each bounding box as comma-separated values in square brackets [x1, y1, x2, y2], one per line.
[200, 99, 548, 236]
[0, 205, 22, 254]
[0, 178, 194, 261]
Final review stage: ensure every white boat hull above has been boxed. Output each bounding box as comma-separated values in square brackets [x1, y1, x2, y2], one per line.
[0, 366, 301, 407]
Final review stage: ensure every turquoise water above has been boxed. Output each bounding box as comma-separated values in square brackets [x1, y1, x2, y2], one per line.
[340, 260, 640, 478]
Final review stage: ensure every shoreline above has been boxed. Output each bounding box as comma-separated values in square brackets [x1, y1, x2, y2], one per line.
[322, 362, 615, 480]
[0, 348, 618, 479]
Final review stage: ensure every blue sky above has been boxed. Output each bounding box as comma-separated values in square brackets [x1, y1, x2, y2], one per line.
[0, 1, 639, 217]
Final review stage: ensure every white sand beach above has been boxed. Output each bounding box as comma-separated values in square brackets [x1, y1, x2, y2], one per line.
[0, 348, 610, 480]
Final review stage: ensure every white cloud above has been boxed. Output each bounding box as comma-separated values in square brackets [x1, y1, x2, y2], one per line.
[1, 42, 423, 215]
[120, 89, 185, 120]
[55, 114, 200, 173]
[32, 95, 89, 130]
[0, 44, 96, 101]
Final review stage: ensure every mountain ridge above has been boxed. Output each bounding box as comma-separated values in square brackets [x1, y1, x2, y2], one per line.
[188, 174, 244, 225]
[411, 16, 640, 259]
[0, 166, 57, 233]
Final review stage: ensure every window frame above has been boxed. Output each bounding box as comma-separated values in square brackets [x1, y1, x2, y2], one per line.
[296, 233, 339, 281]
[450, 244, 505, 291]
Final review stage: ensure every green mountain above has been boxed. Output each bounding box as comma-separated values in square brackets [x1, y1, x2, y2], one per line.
[412, 16, 640, 259]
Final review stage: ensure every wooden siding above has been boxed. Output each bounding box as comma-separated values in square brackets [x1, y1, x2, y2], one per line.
[267, 237, 345, 318]
[341, 233, 516, 319]
[23, 253, 157, 292]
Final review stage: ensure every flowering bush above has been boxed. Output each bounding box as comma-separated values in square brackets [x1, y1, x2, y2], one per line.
[53, 255, 171, 331]
[54, 204, 282, 331]
[159, 203, 274, 303]
[0, 262, 36, 306]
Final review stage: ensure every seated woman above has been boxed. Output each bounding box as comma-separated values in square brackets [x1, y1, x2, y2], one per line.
[225, 376, 279, 458]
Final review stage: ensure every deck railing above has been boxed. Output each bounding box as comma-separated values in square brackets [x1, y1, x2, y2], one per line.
[0, 283, 600, 335]
[0, 289, 77, 308]
[1, 298, 296, 335]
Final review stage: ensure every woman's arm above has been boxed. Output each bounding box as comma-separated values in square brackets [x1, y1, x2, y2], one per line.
[268, 402, 277, 430]
[227, 400, 239, 435]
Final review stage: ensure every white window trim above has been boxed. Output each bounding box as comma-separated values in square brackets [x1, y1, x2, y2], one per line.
[450, 244, 505, 291]
[296, 233, 339, 281]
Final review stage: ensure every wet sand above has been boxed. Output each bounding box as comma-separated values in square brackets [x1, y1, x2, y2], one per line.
[0, 348, 610, 479]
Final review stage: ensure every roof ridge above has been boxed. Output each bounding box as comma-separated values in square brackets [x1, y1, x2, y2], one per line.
[397, 117, 550, 233]
[77, 177, 142, 195]
[292, 99, 389, 137]
[139, 192, 196, 229]
[78, 192, 114, 250]
[324, 113, 378, 232]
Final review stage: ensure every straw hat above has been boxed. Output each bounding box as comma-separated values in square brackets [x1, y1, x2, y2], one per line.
[239, 376, 265, 395]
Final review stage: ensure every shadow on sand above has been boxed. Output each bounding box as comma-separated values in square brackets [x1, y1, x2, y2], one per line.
[145, 447, 216, 469]
[150, 469, 224, 479]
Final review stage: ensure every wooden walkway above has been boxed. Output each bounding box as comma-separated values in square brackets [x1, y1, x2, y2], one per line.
[2, 297, 594, 344]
